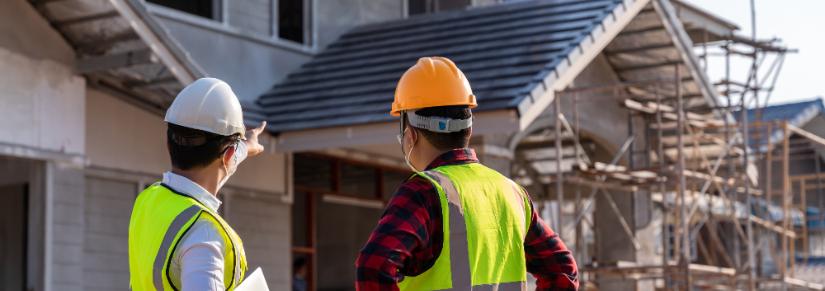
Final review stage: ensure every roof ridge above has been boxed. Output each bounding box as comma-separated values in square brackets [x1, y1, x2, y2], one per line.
[760, 97, 824, 109]
[342, 0, 612, 38]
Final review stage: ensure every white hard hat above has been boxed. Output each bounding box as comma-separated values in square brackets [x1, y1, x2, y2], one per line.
[165, 78, 246, 138]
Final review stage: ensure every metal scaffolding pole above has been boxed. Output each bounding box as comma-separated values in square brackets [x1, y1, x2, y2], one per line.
[555, 94, 564, 233]
[781, 121, 790, 285]
[742, 79, 757, 291]
[675, 65, 691, 290]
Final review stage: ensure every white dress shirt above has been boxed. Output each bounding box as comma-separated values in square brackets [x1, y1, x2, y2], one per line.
[163, 172, 227, 291]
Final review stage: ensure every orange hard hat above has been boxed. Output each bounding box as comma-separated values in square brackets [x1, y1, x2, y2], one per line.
[390, 57, 477, 116]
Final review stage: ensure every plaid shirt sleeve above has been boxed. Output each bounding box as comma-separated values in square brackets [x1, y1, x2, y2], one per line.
[524, 195, 579, 290]
[355, 176, 442, 291]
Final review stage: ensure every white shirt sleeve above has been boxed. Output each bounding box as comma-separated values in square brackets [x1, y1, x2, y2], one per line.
[174, 219, 227, 291]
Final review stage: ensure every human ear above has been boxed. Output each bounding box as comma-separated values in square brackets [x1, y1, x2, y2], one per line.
[223, 144, 236, 166]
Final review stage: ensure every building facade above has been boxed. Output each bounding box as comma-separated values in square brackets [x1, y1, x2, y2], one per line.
[2, 0, 806, 290]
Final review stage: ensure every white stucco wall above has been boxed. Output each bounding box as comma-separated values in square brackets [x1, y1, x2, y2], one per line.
[0, 0, 84, 155]
[0, 47, 85, 156]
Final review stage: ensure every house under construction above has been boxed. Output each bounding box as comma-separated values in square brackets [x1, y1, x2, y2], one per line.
[0, 0, 823, 290]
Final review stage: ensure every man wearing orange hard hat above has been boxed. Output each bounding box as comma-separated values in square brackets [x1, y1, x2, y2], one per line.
[356, 57, 579, 291]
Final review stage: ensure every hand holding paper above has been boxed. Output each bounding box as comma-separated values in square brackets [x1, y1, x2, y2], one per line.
[235, 267, 269, 291]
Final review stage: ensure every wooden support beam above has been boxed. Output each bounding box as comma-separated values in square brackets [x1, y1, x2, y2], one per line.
[606, 42, 674, 55]
[783, 276, 825, 290]
[750, 215, 796, 238]
[126, 76, 178, 89]
[53, 10, 119, 27]
[77, 49, 154, 73]
[76, 31, 140, 54]
[788, 124, 825, 148]
[564, 175, 639, 193]
[615, 60, 683, 73]
[30, 0, 72, 6]
[618, 25, 666, 36]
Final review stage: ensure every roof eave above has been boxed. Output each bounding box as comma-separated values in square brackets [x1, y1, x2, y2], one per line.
[653, 0, 721, 111]
[272, 109, 519, 152]
[671, 0, 739, 43]
[514, 0, 653, 131]
[113, 0, 204, 84]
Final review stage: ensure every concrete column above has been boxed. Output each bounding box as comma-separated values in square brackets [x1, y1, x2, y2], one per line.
[47, 162, 86, 291]
[594, 190, 638, 290]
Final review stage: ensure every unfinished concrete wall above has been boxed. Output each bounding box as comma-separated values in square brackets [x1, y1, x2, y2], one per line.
[314, 0, 405, 49]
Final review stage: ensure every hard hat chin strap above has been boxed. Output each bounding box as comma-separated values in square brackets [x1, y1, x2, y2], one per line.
[406, 110, 472, 133]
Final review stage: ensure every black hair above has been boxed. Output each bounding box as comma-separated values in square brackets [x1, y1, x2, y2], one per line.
[408, 105, 472, 150]
[166, 123, 240, 170]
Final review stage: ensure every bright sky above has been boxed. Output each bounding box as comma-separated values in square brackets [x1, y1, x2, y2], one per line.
[684, 0, 825, 105]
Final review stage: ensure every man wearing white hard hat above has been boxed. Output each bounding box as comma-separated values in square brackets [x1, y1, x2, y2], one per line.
[128, 78, 266, 290]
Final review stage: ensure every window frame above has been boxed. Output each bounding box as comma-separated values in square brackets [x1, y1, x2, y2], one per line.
[145, 0, 226, 23]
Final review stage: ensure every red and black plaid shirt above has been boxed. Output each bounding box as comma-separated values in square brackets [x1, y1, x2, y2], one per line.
[355, 148, 578, 290]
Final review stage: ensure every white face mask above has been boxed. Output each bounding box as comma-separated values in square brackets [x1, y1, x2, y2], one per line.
[218, 141, 248, 190]
[399, 128, 419, 173]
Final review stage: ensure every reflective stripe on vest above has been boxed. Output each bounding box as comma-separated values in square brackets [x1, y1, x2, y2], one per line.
[152, 205, 200, 290]
[398, 163, 530, 291]
[128, 184, 247, 290]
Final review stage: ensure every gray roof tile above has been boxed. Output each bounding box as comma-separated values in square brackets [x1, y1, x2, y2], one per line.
[258, 0, 623, 132]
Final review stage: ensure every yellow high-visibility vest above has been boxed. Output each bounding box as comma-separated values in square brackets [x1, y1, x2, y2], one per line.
[128, 183, 247, 290]
[398, 163, 532, 291]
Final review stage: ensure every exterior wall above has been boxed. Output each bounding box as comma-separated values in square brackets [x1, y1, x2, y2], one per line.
[223, 193, 291, 288]
[50, 163, 87, 291]
[82, 176, 137, 291]
[85, 89, 168, 175]
[228, 0, 272, 36]
[314, 0, 405, 49]
[0, 2, 89, 290]
[0, 4, 85, 156]
[0, 0, 74, 66]
[0, 157, 47, 291]
[149, 9, 314, 101]
[473, 0, 501, 6]
[0, 47, 85, 155]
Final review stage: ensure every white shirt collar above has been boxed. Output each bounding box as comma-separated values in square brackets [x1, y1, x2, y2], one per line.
[162, 171, 222, 213]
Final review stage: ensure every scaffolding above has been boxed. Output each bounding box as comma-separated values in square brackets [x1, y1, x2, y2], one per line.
[511, 13, 825, 288]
